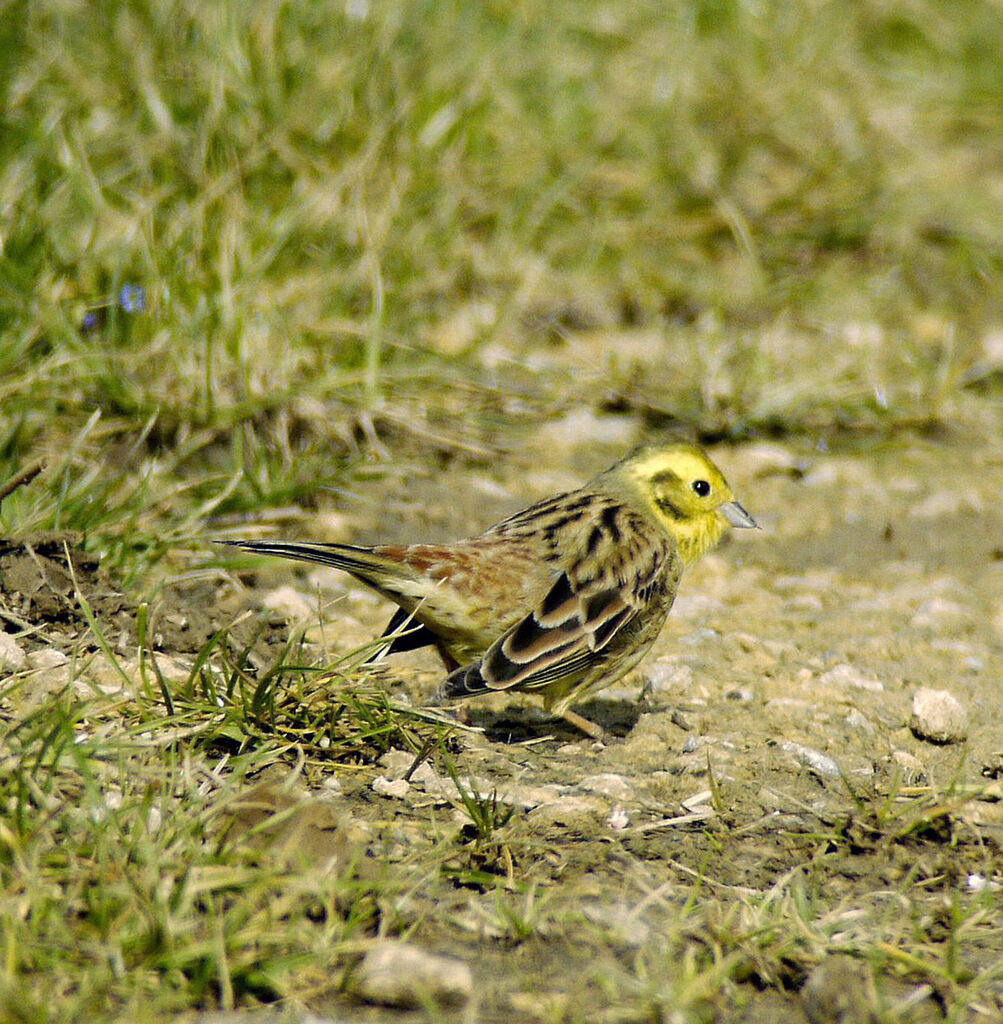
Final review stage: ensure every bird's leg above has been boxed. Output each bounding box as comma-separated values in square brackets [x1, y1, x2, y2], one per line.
[434, 644, 460, 672]
[637, 675, 654, 706]
[560, 708, 606, 741]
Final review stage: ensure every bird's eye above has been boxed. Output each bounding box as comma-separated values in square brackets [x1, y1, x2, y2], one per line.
[692, 479, 711, 497]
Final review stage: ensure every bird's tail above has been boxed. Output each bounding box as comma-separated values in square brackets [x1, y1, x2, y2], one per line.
[219, 539, 395, 582]
[363, 606, 439, 664]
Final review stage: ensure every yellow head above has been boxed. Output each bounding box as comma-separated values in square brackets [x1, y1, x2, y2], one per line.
[607, 442, 757, 564]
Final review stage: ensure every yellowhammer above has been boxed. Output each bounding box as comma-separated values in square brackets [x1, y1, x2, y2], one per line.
[224, 442, 756, 737]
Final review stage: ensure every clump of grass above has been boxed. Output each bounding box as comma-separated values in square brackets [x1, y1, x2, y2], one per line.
[438, 743, 517, 889]
[0, 604, 464, 1020]
[0, 682, 373, 1018]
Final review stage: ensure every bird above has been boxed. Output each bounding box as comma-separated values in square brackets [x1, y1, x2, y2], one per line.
[221, 442, 756, 738]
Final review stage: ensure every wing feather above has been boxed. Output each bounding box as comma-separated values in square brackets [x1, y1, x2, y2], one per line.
[441, 502, 679, 700]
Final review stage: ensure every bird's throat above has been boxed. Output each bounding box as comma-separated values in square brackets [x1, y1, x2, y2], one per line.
[673, 512, 727, 567]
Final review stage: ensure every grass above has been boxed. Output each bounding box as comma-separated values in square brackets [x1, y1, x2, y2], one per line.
[2, 0, 1003, 1019]
[0, 622, 450, 1021]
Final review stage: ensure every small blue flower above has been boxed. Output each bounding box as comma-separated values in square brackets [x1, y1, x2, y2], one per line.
[81, 310, 102, 334]
[119, 283, 146, 314]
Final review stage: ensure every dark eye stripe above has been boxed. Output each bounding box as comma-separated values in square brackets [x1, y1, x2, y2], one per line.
[655, 497, 685, 520]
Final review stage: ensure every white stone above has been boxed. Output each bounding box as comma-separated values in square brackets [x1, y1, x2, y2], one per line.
[378, 749, 415, 776]
[261, 585, 316, 622]
[643, 658, 694, 691]
[670, 594, 726, 621]
[980, 328, 1003, 369]
[527, 795, 605, 827]
[910, 687, 968, 744]
[145, 652, 189, 682]
[0, 634, 26, 671]
[577, 773, 636, 802]
[910, 491, 980, 519]
[607, 805, 630, 830]
[844, 708, 875, 733]
[27, 647, 68, 671]
[681, 789, 713, 812]
[891, 749, 923, 769]
[502, 783, 566, 810]
[371, 776, 410, 799]
[780, 742, 841, 778]
[349, 942, 471, 1008]
[818, 664, 884, 692]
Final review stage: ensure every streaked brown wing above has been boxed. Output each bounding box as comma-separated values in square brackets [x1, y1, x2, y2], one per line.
[443, 504, 679, 698]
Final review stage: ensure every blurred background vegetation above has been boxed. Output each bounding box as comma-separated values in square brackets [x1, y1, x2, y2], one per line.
[1, 0, 1002, 578]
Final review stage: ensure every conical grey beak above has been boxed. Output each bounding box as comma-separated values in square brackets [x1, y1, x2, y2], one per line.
[719, 501, 758, 529]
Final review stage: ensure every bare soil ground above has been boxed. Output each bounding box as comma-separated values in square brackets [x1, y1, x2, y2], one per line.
[3, 424, 1002, 1022]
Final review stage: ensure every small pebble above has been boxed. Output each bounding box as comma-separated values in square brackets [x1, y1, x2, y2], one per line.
[349, 942, 471, 1008]
[910, 687, 968, 744]
[261, 585, 315, 622]
[818, 663, 884, 692]
[504, 783, 565, 810]
[27, 647, 68, 671]
[577, 773, 636, 802]
[527, 795, 605, 828]
[741, 442, 801, 478]
[781, 742, 841, 778]
[680, 627, 719, 646]
[890, 750, 926, 784]
[0, 634, 26, 671]
[670, 594, 725, 622]
[607, 805, 630, 830]
[372, 776, 410, 799]
[378, 749, 416, 777]
[980, 328, 1003, 370]
[681, 789, 713, 812]
[843, 708, 874, 733]
[644, 658, 694, 690]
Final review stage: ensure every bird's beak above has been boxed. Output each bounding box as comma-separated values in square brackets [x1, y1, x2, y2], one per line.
[719, 501, 758, 529]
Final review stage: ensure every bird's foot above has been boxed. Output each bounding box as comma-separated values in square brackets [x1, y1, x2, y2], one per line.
[560, 708, 606, 741]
